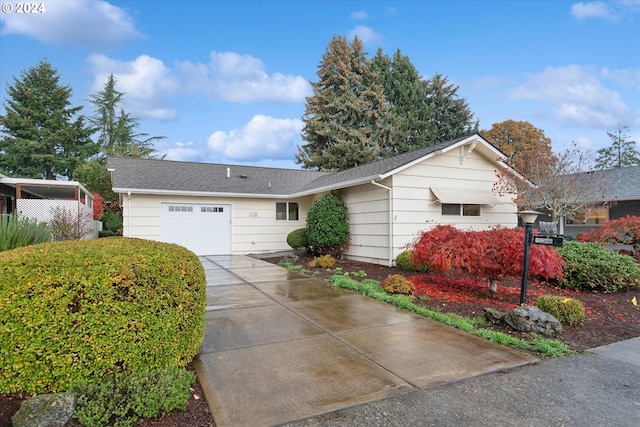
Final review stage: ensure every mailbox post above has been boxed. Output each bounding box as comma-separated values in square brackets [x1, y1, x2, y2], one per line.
[518, 210, 542, 305]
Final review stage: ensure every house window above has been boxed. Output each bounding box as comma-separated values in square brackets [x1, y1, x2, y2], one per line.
[442, 203, 481, 216]
[276, 202, 299, 221]
[168, 205, 193, 212]
[566, 207, 608, 225]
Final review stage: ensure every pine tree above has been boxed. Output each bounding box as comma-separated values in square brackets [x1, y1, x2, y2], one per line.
[595, 125, 639, 169]
[423, 73, 477, 142]
[0, 60, 97, 179]
[88, 74, 164, 159]
[370, 49, 433, 153]
[296, 36, 398, 171]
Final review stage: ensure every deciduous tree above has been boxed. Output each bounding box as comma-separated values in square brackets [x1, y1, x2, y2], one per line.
[0, 60, 97, 179]
[481, 120, 553, 179]
[493, 144, 612, 223]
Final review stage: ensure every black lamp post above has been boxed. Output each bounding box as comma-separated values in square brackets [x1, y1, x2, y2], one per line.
[518, 210, 542, 305]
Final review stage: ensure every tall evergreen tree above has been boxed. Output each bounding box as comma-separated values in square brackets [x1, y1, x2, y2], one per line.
[0, 60, 97, 179]
[594, 125, 639, 169]
[88, 74, 164, 159]
[423, 73, 477, 142]
[370, 49, 433, 153]
[296, 36, 398, 171]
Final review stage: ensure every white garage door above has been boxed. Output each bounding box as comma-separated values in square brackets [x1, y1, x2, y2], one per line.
[161, 203, 231, 255]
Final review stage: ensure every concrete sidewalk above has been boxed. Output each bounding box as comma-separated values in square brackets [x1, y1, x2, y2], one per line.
[194, 255, 539, 427]
[281, 338, 640, 426]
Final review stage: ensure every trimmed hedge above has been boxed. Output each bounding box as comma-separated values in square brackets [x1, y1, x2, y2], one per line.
[0, 237, 206, 394]
[306, 193, 350, 255]
[286, 228, 307, 249]
[556, 241, 640, 292]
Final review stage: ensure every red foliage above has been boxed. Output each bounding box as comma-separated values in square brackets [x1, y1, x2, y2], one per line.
[578, 215, 640, 255]
[92, 193, 106, 220]
[410, 225, 564, 290]
[411, 273, 546, 309]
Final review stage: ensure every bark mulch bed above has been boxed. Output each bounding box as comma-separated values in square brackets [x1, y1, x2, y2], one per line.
[3, 255, 638, 427]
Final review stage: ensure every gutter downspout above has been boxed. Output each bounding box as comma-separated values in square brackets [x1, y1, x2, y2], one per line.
[370, 179, 393, 267]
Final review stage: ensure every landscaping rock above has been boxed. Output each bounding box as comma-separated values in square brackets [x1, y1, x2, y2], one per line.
[484, 307, 506, 324]
[12, 392, 75, 427]
[503, 306, 562, 336]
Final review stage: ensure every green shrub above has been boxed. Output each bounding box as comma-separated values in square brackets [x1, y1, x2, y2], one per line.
[102, 210, 123, 236]
[306, 193, 350, 255]
[72, 367, 195, 427]
[286, 228, 307, 249]
[0, 237, 206, 394]
[534, 295, 586, 326]
[556, 241, 640, 292]
[0, 212, 52, 252]
[381, 274, 415, 295]
[396, 249, 428, 271]
[309, 254, 336, 268]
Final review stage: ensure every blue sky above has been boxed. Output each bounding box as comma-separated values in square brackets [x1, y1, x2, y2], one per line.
[1, 0, 639, 170]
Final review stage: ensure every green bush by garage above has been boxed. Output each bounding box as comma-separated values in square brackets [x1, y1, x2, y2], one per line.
[0, 237, 206, 395]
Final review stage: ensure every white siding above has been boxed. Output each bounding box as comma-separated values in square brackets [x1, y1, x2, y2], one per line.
[123, 194, 314, 255]
[341, 182, 391, 265]
[342, 146, 517, 266]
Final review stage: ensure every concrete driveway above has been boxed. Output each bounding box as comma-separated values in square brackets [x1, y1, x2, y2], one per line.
[194, 255, 538, 427]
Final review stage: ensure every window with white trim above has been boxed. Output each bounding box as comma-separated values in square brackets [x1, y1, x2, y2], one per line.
[276, 202, 299, 221]
[441, 203, 481, 216]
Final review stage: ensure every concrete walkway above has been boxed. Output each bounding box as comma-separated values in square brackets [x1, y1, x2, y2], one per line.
[194, 255, 538, 427]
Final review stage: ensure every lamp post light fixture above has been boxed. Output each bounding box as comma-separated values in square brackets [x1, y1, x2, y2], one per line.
[518, 210, 543, 305]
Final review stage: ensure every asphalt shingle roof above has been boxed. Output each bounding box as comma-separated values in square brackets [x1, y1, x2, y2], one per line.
[107, 135, 487, 197]
[107, 157, 328, 196]
[590, 165, 640, 201]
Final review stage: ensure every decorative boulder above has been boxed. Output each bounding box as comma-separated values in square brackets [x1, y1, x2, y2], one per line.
[11, 393, 75, 427]
[484, 307, 506, 324]
[503, 305, 563, 336]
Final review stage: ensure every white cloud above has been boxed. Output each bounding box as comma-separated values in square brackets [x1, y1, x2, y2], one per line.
[571, 0, 640, 20]
[348, 25, 381, 46]
[0, 0, 143, 47]
[351, 10, 369, 20]
[88, 54, 178, 120]
[176, 51, 311, 103]
[571, 1, 615, 20]
[160, 142, 203, 162]
[510, 65, 630, 128]
[207, 115, 303, 162]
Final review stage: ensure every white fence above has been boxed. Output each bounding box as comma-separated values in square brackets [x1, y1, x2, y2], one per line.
[16, 199, 99, 239]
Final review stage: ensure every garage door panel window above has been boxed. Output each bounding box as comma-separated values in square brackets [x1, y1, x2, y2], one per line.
[276, 202, 299, 221]
[201, 206, 224, 213]
[442, 203, 481, 216]
[168, 205, 193, 212]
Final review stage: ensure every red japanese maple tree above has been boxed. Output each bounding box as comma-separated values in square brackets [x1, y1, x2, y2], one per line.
[410, 225, 564, 292]
[578, 215, 640, 259]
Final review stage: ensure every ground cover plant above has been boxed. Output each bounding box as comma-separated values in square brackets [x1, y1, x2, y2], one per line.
[0, 237, 206, 395]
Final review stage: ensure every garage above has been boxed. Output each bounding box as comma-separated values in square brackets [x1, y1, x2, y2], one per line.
[161, 203, 231, 255]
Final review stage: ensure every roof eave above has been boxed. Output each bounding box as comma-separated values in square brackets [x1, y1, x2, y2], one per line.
[112, 187, 291, 199]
